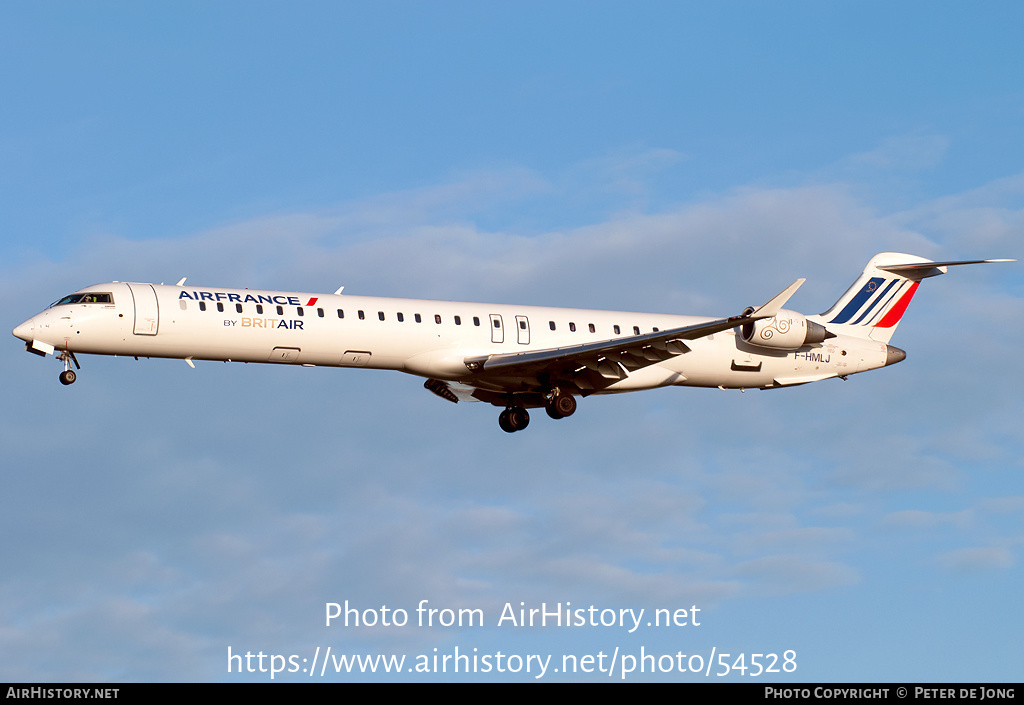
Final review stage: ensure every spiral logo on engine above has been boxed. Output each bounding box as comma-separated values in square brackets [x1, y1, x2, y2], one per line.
[760, 317, 791, 340]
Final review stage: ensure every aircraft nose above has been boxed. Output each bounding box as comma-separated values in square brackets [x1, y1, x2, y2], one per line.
[13, 318, 33, 342]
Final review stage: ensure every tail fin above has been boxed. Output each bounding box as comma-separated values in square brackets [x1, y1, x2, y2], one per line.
[813, 253, 1014, 344]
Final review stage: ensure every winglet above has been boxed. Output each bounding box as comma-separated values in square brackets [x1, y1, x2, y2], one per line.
[750, 278, 805, 319]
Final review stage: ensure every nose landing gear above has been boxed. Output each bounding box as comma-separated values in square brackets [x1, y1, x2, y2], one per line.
[57, 350, 80, 386]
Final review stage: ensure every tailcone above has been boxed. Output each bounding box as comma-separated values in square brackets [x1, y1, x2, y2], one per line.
[885, 345, 906, 366]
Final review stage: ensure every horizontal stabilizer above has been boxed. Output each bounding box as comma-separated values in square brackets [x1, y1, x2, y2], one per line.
[877, 258, 1015, 280]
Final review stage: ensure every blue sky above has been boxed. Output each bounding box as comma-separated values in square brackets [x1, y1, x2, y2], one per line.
[2, 2, 1022, 682]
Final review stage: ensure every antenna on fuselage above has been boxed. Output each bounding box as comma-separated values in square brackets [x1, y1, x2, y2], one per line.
[176, 277, 187, 286]
[334, 286, 344, 295]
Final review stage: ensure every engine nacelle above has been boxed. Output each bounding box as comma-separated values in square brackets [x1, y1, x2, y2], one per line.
[740, 308, 831, 351]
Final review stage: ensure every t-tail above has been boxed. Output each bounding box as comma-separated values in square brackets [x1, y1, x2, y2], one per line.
[810, 252, 1014, 344]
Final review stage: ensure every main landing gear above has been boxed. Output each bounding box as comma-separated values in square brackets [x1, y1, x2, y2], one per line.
[57, 350, 80, 385]
[497, 391, 578, 433]
[498, 406, 530, 433]
[545, 391, 577, 420]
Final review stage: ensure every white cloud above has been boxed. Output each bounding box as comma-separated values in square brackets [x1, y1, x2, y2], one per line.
[881, 509, 973, 530]
[847, 133, 950, 171]
[731, 555, 860, 596]
[935, 547, 1014, 572]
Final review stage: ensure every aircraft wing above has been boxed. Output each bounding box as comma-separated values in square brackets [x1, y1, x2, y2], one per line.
[461, 279, 804, 394]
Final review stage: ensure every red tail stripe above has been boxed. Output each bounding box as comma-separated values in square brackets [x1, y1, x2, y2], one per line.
[875, 282, 919, 328]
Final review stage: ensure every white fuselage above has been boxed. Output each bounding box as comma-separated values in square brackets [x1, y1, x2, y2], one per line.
[14, 281, 891, 394]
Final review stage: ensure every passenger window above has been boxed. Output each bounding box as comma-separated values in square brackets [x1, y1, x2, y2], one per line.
[588, 323, 595, 333]
[454, 316, 461, 325]
[415, 314, 422, 323]
[257, 304, 264, 314]
[358, 310, 365, 320]
[633, 326, 640, 335]
[435, 314, 442, 324]
[199, 301, 207, 311]
[217, 302, 224, 312]
[549, 321, 556, 330]
[277, 305, 284, 315]
[378, 311, 385, 321]
[337, 309, 344, 318]
[179, 300, 187, 311]
[397, 312, 404, 322]
[317, 308, 324, 317]
[473, 317, 480, 326]
[569, 322, 576, 332]
[236, 304, 243, 313]
[297, 307, 304, 316]
[614, 325, 621, 334]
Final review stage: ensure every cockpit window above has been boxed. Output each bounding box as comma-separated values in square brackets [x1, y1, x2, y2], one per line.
[82, 293, 112, 303]
[51, 293, 113, 307]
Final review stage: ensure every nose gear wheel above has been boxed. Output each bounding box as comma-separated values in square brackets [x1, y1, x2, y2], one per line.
[57, 350, 80, 385]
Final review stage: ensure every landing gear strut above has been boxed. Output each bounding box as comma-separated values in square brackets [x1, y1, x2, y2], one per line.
[57, 350, 80, 386]
[498, 406, 530, 433]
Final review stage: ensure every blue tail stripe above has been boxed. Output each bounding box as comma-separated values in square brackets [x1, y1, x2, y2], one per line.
[851, 279, 898, 325]
[829, 277, 886, 324]
[863, 281, 908, 326]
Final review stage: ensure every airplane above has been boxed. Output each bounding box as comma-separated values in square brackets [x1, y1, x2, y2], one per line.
[12, 252, 1013, 433]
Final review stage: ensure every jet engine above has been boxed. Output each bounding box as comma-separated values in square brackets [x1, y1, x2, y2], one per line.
[740, 308, 833, 351]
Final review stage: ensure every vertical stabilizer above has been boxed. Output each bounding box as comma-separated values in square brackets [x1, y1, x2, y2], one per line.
[812, 253, 1013, 344]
